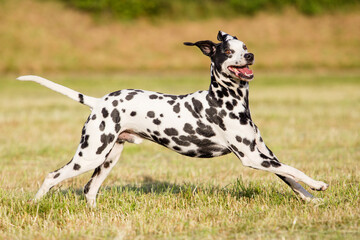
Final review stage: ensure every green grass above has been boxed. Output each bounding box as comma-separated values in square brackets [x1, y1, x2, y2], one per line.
[0, 71, 359, 239]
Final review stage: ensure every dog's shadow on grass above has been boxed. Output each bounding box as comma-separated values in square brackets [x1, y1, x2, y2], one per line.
[60, 175, 293, 202]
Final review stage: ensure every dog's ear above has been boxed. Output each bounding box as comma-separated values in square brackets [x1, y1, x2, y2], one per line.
[217, 31, 236, 42]
[184, 41, 216, 57]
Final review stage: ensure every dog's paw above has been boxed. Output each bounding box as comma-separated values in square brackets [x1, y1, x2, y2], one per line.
[308, 197, 325, 205]
[310, 181, 329, 191]
[86, 199, 97, 208]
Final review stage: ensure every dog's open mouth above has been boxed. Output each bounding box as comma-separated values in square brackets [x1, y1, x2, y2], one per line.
[228, 65, 254, 81]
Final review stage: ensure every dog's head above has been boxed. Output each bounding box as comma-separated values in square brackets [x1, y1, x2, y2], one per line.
[184, 31, 254, 82]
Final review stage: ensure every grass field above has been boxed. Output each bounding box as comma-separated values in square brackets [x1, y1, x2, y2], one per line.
[0, 71, 359, 239]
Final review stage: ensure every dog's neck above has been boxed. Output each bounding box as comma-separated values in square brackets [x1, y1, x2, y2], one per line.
[208, 63, 250, 113]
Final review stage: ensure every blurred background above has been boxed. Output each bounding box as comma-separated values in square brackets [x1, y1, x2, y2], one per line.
[0, 0, 359, 74]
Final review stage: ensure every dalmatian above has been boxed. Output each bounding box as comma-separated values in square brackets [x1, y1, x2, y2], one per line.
[17, 31, 328, 207]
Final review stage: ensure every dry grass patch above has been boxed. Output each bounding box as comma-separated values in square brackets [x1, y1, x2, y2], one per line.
[0, 0, 359, 73]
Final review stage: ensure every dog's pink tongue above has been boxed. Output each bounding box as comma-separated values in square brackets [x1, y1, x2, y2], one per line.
[238, 67, 253, 76]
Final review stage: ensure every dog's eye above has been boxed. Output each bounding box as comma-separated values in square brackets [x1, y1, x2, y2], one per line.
[243, 44, 247, 50]
[225, 50, 232, 55]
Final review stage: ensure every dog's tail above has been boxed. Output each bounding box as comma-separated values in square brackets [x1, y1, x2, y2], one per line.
[16, 75, 98, 109]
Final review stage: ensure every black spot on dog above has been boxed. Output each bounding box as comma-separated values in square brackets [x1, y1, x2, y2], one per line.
[91, 114, 97, 120]
[96, 133, 115, 155]
[99, 121, 105, 131]
[112, 100, 118, 107]
[92, 166, 101, 177]
[102, 108, 109, 118]
[229, 113, 239, 119]
[236, 136, 242, 143]
[221, 148, 231, 155]
[109, 90, 121, 96]
[179, 135, 216, 148]
[260, 153, 270, 159]
[167, 100, 175, 105]
[173, 103, 180, 113]
[149, 94, 158, 99]
[54, 173, 60, 178]
[250, 140, 256, 152]
[84, 179, 92, 194]
[205, 107, 217, 117]
[192, 98, 203, 112]
[229, 89, 238, 99]
[115, 124, 120, 132]
[151, 135, 159, 142]
[130, 111, 137, 117]
[160, 114, 164, 117]
[78, 94, 84, 104]
[81, 126, 86, 135]
[230, 144, 239, 152]
[221, 86, 229, 97]
[79, 151, 83, 157]
[206, 94, 222, 108]
[237, 88, 243, 97]
[184, 150, 197, 157]
[164, 128, 179, 136]
[238, 151, 245, 157]
[81, 135, 90, 149]
[239, 112, 248, 125]
[171, 137, 191, 146]
[195, 121, 215, 137]
[184, 102, 199, 118]
[261, 161, 270, 168]
[243, 138, 251, 146]
[163, 94, 177, 100]
[147, 111, 155, 118]
[111, 109, 120, 123]
[73, 164, 81, 170]
[153, 119, 161, 125]
[173, 146, 181, 151]
[225, 101, 233, 110]
[211, 78, 219, 88]
[270, 161, 281, 168]
[104, 161, 110, 168]
[125, 94, 134, 101]
[159, 137, 170, 146]
[153, 131, 160, 136]
[178, 94, 188, 99]
[219, 109, 227, 118]
[183, 123, 195, 134]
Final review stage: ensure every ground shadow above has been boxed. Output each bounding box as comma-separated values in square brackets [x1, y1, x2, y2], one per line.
[57, 175, 295, 202]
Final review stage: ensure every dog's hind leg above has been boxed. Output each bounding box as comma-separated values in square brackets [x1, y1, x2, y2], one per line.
[33, 118, 118, 201]
[84, 141, 124, 207]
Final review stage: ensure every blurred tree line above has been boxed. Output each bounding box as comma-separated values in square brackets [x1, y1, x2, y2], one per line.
[57, 0, 359, 20]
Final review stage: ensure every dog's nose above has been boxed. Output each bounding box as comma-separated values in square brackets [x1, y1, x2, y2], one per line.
[244, 53, 254, 62]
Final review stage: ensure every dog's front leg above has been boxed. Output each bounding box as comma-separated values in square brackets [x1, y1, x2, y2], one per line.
[251, 125, 319, 201]
[227, 131, 328, 200]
